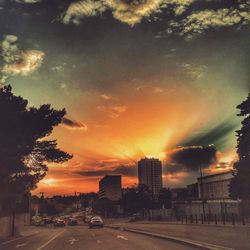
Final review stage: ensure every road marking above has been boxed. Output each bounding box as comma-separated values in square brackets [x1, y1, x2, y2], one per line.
[16, 243, 27, 248]
[69, 238, 79, 245]
[117, 235, 128, 241]
[36, 229, 65, 250]
[97, 240, 101, 244]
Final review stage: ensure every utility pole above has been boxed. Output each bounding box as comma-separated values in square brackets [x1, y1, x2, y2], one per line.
[11, 194, 16, 237]
[40, 192, 45, 216]
[199, 165, 205, 219]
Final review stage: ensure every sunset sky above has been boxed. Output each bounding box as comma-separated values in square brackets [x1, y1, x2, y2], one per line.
[0, 0, 249, 195]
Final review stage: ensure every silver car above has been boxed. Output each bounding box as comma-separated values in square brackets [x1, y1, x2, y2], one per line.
[89, 216, 103, 228]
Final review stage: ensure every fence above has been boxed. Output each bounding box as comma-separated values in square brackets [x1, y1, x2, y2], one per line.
[148, 199, 249, 225]
[179, 213, 246, 225]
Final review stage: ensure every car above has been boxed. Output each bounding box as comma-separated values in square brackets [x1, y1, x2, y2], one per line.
[43, 217, 53, 224]
[68, 218, 78, 226]
[84, 215, 92, 223]
[54, 218, 66, 227]
[89, 216, 103, 228]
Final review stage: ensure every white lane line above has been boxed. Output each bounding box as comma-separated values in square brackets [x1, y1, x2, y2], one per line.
[117, 235, 128, 241]
[15, 243, 27, 248]
[36, 229, 66, 250]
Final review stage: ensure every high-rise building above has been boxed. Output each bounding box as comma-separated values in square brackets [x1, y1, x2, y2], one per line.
[99, 175, 122, 201]
[138, 158, 163, 196]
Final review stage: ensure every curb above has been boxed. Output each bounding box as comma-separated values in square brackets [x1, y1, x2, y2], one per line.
[105, 225, 234, 250]
[134, 221, 250, 228]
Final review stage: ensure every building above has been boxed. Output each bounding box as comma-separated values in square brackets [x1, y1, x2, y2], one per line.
[198, 171, 233, 200]
[172, 171, 240, 217]
[138, 158, 163, 196]
[186, 183, 199, 199]
[99, 175, 122, 201]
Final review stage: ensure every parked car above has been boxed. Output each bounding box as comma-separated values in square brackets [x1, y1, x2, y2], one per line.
[89, 216, 103, 228]
[43, 217, 53, 224]
[32, 216, 43, 226]
[54, 218, 66, 227]
[84, 215, 92, 223]
[68, 218, 78, 226]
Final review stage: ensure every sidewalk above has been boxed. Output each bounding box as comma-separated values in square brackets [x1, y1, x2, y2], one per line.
[0, 226, 48, 245]
[108, 221, 250, 250]
[134, 220, 250, 228]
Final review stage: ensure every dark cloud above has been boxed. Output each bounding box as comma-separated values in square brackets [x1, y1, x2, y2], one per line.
[61, 117, 87, 130]
[76, 165, 137, 177]
[179, 118, 239, 150]
[16, 0, 42, 3]
[166, 145, 216, 173]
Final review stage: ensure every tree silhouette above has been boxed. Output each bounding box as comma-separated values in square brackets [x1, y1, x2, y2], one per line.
[230, 93, 250, 199]
[158, 188, 172, 209]
[93, 198, 115, 216]
[0, 85, 72, 209]
[122, 185, 153, 215]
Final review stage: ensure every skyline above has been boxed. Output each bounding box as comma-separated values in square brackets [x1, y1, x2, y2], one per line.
[0, 0, 249, 195]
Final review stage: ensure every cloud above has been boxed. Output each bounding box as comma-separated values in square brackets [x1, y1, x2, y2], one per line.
[62, 0, 107, 25]
[106, 0, 164, 26]
[153, 87, 164, 93]
[61, 0, 249, 34]
[2, 50, 44, 76]
[61, 117, 88, 130]
[180, 118, 239, 151]
[16, 0, 42, 3]
[97, 104, 127, 118]
[180, 8, 250, 35]
[62, 0, 194, 26]
[76, 164, 137, 177]
[166, 145, 217, 173]
[111, 105, 127, 113]
[181, 63, 207, 79]
[100, 93, 116, 100]
[0, 35, 44, 83]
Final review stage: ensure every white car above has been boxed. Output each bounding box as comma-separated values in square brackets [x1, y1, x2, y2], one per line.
[89, 216, 103, 228]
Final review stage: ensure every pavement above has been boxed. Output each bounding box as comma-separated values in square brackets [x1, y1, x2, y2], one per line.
[0, 224, 197, 250]
[107, 221, 250, 250]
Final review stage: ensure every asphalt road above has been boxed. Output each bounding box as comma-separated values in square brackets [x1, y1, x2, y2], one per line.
[0, 225, 194, 250]
[110, 222, 250, 250]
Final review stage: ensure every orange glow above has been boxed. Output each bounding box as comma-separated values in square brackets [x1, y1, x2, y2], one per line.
[34, 81, 237, 195]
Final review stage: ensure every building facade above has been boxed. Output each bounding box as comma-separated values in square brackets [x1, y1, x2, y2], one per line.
[138, 158, 163, 196]
[172, 171, 241, 218]
[99, 175, 122, 201]
[198, 171, 233, 200]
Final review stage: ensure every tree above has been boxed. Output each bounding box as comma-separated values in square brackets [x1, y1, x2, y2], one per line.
[230, 93, 250, 199]
[121, 185, 153, 215]
[122, 187, 139, 215]
[158, 188, 172, 209]
[93, 198, 115, 216]
[0, 85, 72, 211]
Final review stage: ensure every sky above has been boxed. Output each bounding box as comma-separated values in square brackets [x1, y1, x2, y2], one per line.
[0, 0, 249, 195]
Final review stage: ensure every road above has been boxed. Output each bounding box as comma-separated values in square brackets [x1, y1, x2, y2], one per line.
[108, 221, 250, 250]
[0, 225, 194, 250]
